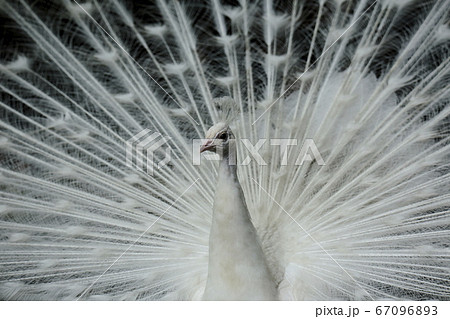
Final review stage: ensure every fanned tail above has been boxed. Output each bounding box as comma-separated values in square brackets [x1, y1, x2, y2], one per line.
[0, 0, 449, 300]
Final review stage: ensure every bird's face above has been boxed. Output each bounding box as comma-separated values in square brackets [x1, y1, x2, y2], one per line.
[200, 122, 233, 155]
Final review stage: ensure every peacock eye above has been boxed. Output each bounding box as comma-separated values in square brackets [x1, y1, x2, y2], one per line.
[217, 132, 228, 140]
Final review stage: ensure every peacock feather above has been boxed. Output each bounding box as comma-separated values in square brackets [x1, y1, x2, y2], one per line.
[0, 0, 449, 300]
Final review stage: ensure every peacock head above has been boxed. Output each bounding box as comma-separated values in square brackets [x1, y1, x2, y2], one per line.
[200, 97, 238, 157]
[200, 122, 235, 156]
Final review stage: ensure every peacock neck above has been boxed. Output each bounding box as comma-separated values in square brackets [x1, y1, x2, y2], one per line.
[202, 145, 278, 300]
[219, 144, 238, 178]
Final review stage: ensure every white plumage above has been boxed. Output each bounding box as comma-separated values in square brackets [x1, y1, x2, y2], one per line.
[201, 120, 278, 300]
[0, 0, 449, 300]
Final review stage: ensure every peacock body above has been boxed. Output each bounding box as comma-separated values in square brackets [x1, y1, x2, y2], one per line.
[0, 0, 449, 300]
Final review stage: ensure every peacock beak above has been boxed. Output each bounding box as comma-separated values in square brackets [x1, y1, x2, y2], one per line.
[200, 139, 215, 153]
